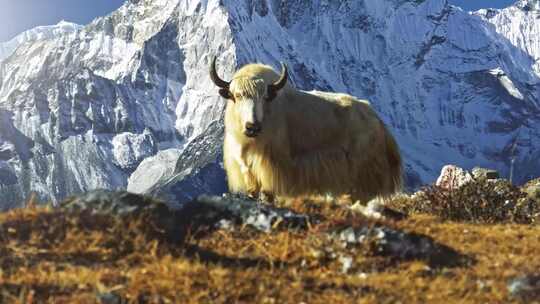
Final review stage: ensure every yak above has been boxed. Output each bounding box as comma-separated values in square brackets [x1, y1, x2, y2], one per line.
[210, 56, 402, 204]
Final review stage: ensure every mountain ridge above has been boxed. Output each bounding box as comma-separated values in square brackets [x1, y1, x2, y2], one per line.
[0, 0, 539, 208]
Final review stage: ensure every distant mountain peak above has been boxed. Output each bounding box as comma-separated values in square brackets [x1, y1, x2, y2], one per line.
[0, 21, 82, 62]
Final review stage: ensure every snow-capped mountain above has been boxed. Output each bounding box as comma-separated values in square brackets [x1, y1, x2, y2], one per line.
[0, 21, 83, 62]
[0, 0, 539, 209]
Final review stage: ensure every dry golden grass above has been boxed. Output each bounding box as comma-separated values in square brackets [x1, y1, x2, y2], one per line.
[0, 192, 539, 303]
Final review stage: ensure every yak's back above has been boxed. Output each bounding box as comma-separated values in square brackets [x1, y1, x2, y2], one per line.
[300, 90, 380, 128]
[307, 90, 370, 106]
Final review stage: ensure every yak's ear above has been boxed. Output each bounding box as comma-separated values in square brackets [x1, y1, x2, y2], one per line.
[219, 88, 232, 100]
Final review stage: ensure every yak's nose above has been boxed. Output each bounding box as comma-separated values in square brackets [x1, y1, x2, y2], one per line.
[244, 122, 262, 137]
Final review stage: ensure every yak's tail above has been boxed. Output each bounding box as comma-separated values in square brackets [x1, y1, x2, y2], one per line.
[383, 124, 404, 194]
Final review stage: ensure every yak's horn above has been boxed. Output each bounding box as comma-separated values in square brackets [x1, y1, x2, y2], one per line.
[209, 56, 230, 89]
[268, 62, 288, 92]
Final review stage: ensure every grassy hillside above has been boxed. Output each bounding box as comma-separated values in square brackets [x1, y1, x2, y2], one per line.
[0, 178, 539, 303]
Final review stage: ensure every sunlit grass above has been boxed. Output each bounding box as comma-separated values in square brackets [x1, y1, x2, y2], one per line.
[0, 181, 539, 303]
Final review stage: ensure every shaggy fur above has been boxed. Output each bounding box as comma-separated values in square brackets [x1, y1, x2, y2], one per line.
[220, 63, 403, 203]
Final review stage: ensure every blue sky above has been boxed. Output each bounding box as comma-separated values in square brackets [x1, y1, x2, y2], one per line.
[0, 0, 519, 42]
[0, 0, 125, 42]
[449, 0, 516, 11]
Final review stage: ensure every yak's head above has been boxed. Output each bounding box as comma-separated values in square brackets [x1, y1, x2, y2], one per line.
[210, 57, 288, 138]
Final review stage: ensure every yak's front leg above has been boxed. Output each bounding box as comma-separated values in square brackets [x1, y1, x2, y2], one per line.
[243, 171, 260, 199]
[237, 158, 261, 199]
[238, 159, 274, 202]
[226, 135, 261, 199]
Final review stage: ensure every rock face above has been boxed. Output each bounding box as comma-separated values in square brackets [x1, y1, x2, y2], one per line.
[1, 0, 540, 208]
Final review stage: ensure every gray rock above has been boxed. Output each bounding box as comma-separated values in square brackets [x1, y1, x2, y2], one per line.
[62, 189, 165, 216]
[62, 189, 186, 243]
[472, 167, 500, 180]
[196, 194, 310, 232]
[508, 274, 540, 301]
[61, 190, 310, 242]
[335, 226, 468, 267]
[96, 292, 124, 304]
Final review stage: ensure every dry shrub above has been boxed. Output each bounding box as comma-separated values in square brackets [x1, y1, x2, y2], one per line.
[391, 178, 540, 224]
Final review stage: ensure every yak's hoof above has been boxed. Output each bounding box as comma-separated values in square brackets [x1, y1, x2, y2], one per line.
[259, 192, 275, 203]
[247, 192, 259, 200]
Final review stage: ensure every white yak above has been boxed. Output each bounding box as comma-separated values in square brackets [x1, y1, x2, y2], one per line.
[210, 56, 402, 203]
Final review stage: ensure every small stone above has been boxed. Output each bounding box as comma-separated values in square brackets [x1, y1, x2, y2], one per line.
[217, 219, 233, 230]
[310, 249, 324, 259]
[350, 200, 384, 219]
[358, 273, 368, 279]
[350, 199, 406, 221]
[96, 292, 123, 304]
[339, 255, 353, 274]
